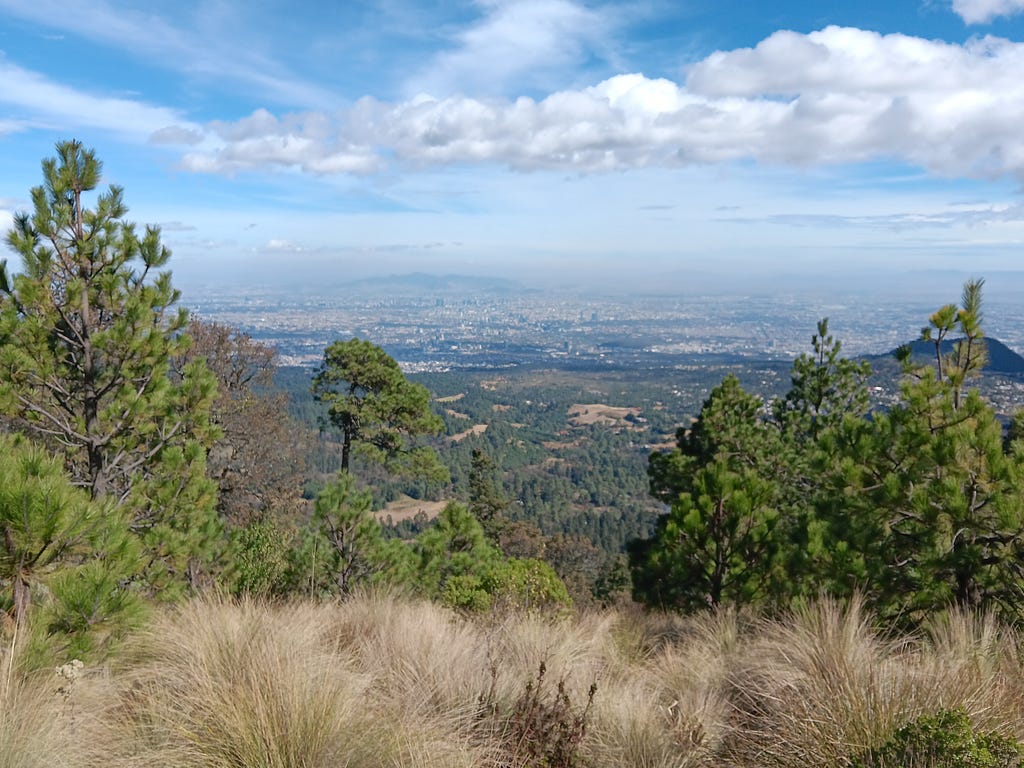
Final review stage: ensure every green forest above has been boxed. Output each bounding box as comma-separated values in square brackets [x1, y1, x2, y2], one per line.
[5, 142, 1024, 767]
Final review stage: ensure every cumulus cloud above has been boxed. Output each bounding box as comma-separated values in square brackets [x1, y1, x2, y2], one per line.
[953, 0, 1024, 23]
[180, 109, 380, 175]
[177, 26, 1024, 183]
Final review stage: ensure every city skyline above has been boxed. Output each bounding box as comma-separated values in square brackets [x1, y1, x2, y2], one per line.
[2, 1, 1024, 293]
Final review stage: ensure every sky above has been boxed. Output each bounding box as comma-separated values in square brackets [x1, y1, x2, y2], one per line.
[3, 0, 1024, 296]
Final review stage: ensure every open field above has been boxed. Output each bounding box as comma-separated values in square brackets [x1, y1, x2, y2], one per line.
[450, 423, 489, 442]
[567, 403, 643, 427]
[377, 494, 449, 523]
[5, 593, 1024, 768]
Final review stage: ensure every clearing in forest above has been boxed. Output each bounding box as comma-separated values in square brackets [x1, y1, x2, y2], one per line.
[376, 494, 448, 522]
[567, 403, 642, 427]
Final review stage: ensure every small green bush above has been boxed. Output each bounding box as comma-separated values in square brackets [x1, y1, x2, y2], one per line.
[853, 708, 1021, 768]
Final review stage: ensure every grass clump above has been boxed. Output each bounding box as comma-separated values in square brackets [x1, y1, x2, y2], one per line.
[95, 597, 378, 767]
[6, 592, 1024, 768]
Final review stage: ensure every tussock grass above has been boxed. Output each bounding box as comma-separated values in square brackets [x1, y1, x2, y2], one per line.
[95, 597, 376, 767]
[723, 596, 915, 767]
[328, 589, 493, 724]
[0, 628, 99, 768]
[0, 666, 69, 768]
[5, 593, 1024, 768]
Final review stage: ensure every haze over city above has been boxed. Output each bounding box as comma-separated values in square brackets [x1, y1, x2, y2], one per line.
[3, 0, 1024, 298]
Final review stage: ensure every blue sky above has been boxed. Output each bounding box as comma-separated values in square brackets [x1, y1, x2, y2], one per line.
[3, 0, 1024, 294]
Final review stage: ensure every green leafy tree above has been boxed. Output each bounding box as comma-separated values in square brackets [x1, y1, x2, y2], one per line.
[913, 278, 988, 410]
[413, 502, 499, 610]
[816, 279, 1024, 623]
[0, 433, 141, 660]
[771, 318, 873, 593]
[226, 518, 293, 598]
[484, 557, 572, 614]
[0, 141, 219, 592]
[312, 338, 447, 481]
[413, 502, 570, 612]
[636, 327, 873, 613]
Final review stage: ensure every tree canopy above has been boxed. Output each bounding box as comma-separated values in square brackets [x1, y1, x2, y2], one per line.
[632, 281, 1024, 626]
[312, 337, 447, 480]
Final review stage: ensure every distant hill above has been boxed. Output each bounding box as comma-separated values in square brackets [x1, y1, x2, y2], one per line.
[343, 273, 532, 297]
[867, 337, 1024, 375]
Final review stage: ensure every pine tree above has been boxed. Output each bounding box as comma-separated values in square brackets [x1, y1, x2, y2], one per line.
[635, 375, 785, 610]
[0, 433, 141, 661]
[775, 317, 871, 442]
[312, 337, 447, 480]
[0, 141, 219, 593]
[820, 279, 1024, 623]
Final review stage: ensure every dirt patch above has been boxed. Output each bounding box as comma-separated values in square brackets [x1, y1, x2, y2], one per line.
[435, 393, 465, 403]
[567, 403, 641, 427]
[376, 495, 448, 523]
[451, 424, 488, 442]
[445, 408, 470, 419]
[492, 404, 511, 413]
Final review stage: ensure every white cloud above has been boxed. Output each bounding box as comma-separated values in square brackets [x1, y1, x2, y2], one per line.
[0, 119, 30, 137]
[264, 239, 304, 252]
[0, 200, 15, 234]
[953, 0, 1024, 23]
[157, 220, 197, 232]
[406, 0, 613, 98]
[179, 109, 380, 175]
[150, 126, 205, 146]
[173, 26, 1024, 183]
[0, 58, 198, 140]
[728, 203, 1024, 230]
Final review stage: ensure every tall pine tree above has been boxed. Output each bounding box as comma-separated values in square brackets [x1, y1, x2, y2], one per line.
[0, 141, 219, 594]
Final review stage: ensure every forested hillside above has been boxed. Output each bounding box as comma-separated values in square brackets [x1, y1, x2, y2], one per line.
[6, 138, 1024, 768]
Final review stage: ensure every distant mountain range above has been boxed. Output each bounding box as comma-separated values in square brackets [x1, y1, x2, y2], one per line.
[868, 337, 1024, 375]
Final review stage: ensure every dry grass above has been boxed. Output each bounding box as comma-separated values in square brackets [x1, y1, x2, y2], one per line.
[4, 593, 1024, 768]
[567, 403, 641, 428]
[376, 494, 450, 523]
[0, 663, 73, 768]
[450, 424, 488, 443]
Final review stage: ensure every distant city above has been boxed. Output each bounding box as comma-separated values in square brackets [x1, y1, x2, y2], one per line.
[184, 272, 1024, 373]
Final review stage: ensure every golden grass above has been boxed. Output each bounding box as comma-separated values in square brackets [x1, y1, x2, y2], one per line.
[4, 593, 1024, 768]
[376, 494, 449, 523]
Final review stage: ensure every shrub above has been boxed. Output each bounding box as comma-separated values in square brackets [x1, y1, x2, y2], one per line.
[479, 661, 596, 768]
[852, 708, 1021, 768]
